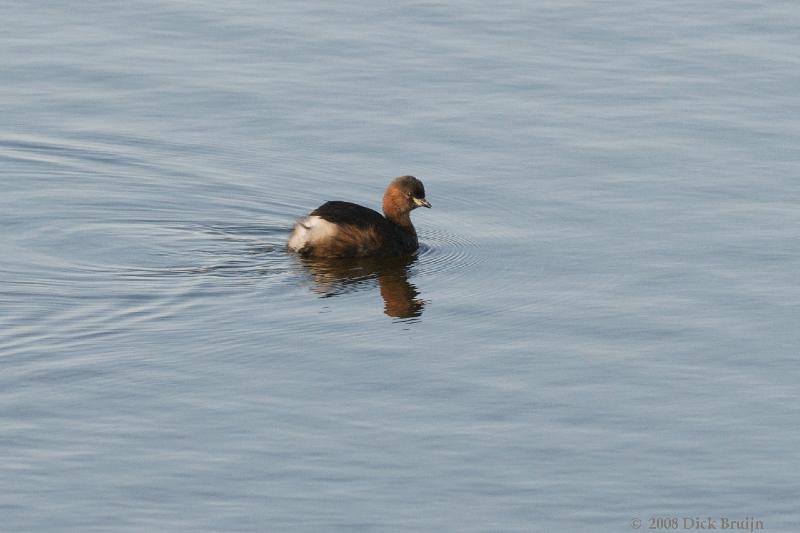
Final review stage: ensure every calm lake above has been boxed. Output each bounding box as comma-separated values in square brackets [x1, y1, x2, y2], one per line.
[2, 1, 799, 531]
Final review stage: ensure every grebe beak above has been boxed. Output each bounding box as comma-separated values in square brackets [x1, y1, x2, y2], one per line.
[413, 197, 432, 208]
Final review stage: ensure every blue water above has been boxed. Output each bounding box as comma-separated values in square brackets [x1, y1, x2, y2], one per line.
[2, 1, 799, 531]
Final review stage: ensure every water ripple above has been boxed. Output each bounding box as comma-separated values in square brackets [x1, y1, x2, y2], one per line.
[416, 226, 483, 279]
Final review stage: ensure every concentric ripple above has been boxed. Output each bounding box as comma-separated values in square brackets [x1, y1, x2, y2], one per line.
[1, 131, 493, 350]
[416, 226, 484, 280]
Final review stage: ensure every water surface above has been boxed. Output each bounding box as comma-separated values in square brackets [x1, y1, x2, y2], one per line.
[2, 1, 799, 531]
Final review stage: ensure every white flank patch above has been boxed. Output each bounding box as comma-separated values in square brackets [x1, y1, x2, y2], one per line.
[287, 215, 338, 251]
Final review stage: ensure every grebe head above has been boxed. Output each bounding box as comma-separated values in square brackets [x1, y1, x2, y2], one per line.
[383, 176, 431, 220]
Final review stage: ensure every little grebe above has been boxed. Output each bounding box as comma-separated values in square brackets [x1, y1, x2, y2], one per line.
[288, 175, 431, 257]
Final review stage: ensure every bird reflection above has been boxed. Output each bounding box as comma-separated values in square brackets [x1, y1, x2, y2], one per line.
[297, 254, 424, 319]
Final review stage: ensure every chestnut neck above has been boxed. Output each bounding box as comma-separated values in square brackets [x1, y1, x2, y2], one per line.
[382, 194, 415, 235]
